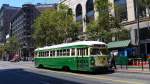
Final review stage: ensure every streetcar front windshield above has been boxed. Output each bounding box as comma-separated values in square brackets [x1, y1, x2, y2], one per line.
[90, 48, 102, 55]
[90, 48, 108, 56]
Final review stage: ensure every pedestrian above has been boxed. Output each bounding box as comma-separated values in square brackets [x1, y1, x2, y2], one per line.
[110, 54, 117, 69]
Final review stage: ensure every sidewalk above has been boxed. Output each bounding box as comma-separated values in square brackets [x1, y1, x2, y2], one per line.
[116, 65, 150, 74]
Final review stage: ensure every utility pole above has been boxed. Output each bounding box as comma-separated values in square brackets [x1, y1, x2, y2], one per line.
[136, 0, 141, 58]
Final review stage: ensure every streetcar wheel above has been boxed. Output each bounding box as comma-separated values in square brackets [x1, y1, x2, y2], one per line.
[38, 64, 43, 68]
[63, 66, 70, 72]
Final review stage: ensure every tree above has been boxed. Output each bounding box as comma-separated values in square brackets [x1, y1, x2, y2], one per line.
[0, 45, 5, 59]
[118, 29, 130, 40]
[112, 4, 130, 41]
[33, 4, 80, 47]
[112, 29, 130, 41]
[5, 36, 20, 53]
[87, 0, 121, 42]
[1, 36, 20, 60]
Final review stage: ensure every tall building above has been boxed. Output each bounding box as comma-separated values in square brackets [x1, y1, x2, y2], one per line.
[0, 4, 20, 44]
[61, 0, 150, 56]
[11, 4, 57, 61]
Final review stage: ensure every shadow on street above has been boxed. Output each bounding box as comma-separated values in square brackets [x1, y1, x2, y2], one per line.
[38, 67, 115, 75]
[0, 68, 82, 84]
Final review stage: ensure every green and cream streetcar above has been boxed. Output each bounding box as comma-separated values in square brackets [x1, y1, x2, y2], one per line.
[34, 41, 109, 72]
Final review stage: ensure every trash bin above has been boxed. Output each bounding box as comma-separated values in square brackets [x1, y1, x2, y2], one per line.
[116, 56, 128, 65]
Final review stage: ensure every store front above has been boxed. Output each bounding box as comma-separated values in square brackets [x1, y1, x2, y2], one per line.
[139, 27, 150, 59]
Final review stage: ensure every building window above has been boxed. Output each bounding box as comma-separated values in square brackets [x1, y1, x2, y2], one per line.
[86, 0, 94, 13]
[76, 4, 82, 17]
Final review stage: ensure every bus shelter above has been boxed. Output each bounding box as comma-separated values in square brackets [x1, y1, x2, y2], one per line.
[108, 40, 134, 65]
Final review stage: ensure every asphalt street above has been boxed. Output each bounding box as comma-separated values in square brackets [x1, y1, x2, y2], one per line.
[0, 61, 150, 84]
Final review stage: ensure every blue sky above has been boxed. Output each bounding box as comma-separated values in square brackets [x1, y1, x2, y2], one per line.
[0, 0, 60, 7]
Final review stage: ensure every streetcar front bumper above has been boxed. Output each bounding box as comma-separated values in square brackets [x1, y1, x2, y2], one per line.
[90, 66, 110, 73]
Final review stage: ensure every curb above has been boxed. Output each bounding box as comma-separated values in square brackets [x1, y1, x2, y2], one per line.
[116, 69, 150, 74]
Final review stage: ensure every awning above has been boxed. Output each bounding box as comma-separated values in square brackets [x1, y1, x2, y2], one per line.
[108, 40, 130, 49]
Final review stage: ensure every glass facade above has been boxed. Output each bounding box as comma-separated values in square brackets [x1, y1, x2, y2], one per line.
[114, 0, 128, 22]
[86, 0, 94, 13]
[86, 0, 94, 23]
[134, 0, 147, 18]
[140, 27, 150, 40]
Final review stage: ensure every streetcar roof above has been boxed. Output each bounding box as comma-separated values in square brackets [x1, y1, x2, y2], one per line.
[35, 41, 106, 51]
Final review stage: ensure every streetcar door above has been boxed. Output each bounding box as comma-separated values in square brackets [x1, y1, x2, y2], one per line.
[76, 48, 86, 71]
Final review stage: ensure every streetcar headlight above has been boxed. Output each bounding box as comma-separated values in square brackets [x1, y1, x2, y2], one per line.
[91, 60, 95, 65]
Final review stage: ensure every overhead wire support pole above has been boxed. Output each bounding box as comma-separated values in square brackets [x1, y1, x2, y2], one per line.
[136, 0, 141, 58]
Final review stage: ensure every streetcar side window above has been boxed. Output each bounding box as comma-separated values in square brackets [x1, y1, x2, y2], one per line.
[81, 49, 85, 56]
[43, 52, 45, 56]
[57, 50, 59, 56]
[42, 52, 44, 57]
[71, 48, 75, 56]
[38, 52, 40, 57]
[37, 52, 40, 57]
[52, 51, 55, 56]
[63, 49, 70, 56]
[46, 51, 49, 57]
[57, 50, 62, 56]
[45, 51, 47, 57]
[49, 51, 55, 57]
[44, 52, 46, 57]
[63, 49, 66, 56]
[39, 52, 42, 57]
[86, 48, 88, 56]
[76, 48, 88, 56]
[43, 51, 46, 57]
[66, 49, 70, 56]
[77, 48, 80, 56]
[60, 50, 62, 56]
[34, 52, 37, 57]
[50, 51, 52, 56]
[40, 52, 43, 57]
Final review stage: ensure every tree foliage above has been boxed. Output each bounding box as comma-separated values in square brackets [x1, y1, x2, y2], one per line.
[112, 29, 130, 41]
[33, 4, 80, 47]
[0, 45, 5, 59]
[118, 29, 130, 40]
[87, 0, 122, 42]
[0, 36, 20, 59]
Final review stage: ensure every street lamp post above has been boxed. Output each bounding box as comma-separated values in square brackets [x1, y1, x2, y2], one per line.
[25, 42, 29, 61]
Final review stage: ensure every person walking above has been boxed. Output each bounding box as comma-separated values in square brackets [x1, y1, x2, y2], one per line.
[110, 54, 117, 69]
